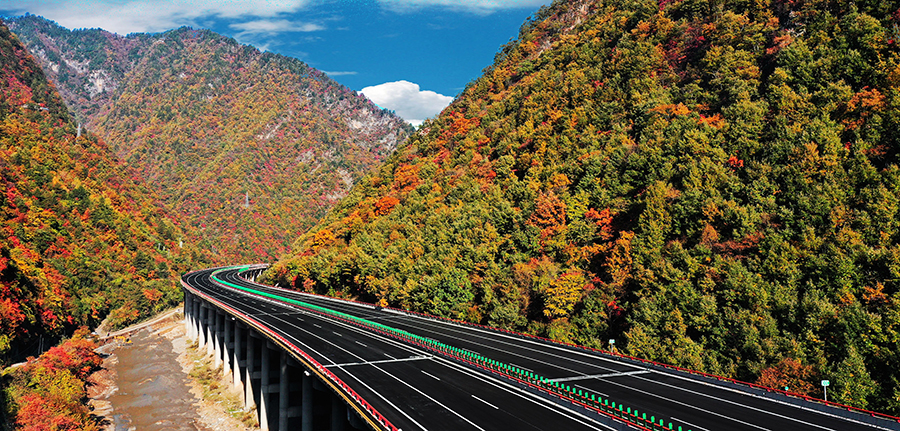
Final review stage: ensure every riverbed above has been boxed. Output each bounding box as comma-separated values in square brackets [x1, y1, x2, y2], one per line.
[90, 313, 254, 431]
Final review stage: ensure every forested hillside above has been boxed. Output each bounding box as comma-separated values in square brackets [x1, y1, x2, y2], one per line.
[268, 0, 900, 413]
[8, 17, 414, 263]
[4, 15, 148, 124]
[0, 20, 200, 363]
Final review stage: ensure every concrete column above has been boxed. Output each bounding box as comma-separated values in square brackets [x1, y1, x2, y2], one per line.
[331, 394, 346, 431]
[207, 307, 216, 358]
[245, 331, 257, 412]
[233, 323, 243, 401]
[193, 296, 201, 343]
[279, 352, 289, 431]
[199, 304, 208, 349]
[203, 304, 211, 349]
[302, 372, 313, 431]
[260, 343, 271, 431]
[184, 293, 192, 339]
[224, 316, 233, 380]
[213, 312, 222, 369]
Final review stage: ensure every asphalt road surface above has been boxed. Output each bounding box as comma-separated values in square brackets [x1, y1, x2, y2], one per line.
[184, 267, 899, 431]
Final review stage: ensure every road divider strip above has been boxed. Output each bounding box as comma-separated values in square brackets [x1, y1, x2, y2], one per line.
[213, 266, 686, 431]
[182, 269, 401, 431]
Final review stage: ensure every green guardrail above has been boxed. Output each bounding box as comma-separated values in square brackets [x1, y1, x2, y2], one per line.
[211, 266, 690, 431]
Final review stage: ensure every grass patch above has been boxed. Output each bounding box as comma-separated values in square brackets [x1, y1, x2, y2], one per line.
[185, 340, 258, 427]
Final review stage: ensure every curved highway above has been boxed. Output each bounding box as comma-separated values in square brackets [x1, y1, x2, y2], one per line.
[184, 266, 900, 431]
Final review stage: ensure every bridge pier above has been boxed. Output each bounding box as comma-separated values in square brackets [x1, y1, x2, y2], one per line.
[188, 292, 365, 431]
[184, 293, 193, 340]
[233, 322, 244, 403]
[260, 340, 272, 431]
[203, 304, 210, 352]
[245, 331, 258, 412]
[193, 294, 201, 343]
[223, 315, 233, 381]
[208, 306, 217, 360]
[194, 301, 206, 350]
[331, 394, 346, 431]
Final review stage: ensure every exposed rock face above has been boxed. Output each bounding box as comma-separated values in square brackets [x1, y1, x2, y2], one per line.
[9, 16, 414, 262]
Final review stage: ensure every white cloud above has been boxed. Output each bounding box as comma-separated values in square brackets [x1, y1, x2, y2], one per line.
[3, 0, 314, 34]
[230, 19, 324, 35]
[359, 80, 453, 126]
[2, 0, 548, 35]
[379, 0, 548, 14]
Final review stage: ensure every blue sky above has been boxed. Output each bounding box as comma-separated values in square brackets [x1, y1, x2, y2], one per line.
[1, 0, 551, 125]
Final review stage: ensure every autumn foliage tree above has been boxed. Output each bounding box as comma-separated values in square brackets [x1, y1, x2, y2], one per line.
[8, 18, 413, 264]
[0, 19, 202, 362]
[262, 0, 900, 413]
[2, 328, 101, 431]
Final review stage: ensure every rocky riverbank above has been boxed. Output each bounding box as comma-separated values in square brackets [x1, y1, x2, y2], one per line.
[88, 308, 256, 431]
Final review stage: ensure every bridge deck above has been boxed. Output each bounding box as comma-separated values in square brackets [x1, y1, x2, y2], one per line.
[186, 267, 899, 431]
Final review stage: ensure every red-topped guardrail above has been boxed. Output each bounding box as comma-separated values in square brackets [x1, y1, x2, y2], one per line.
[182, 269, 400, 431]
[236, 265, 900, 429]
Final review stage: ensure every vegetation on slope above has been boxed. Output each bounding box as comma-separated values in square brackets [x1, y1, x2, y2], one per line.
[0, 20, 200, 362]
[1, 329, 101, 430]
[9, 18, 414, 263]
[6, 14, 149, 123]
[269, 0, 900, 413]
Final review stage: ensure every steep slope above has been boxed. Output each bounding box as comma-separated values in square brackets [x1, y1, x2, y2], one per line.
[5, 14, 148, 123]
[268, 0, 900, 413]
[0, 19, 201, 362]
[8, 18, 414, 263]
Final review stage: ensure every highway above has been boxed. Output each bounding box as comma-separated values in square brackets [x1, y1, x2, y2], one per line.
[184, 266, 900, 431]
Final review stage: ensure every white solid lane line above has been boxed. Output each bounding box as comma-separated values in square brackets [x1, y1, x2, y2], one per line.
[240, 280, 830, 431]
[370, 362, 487, 431]
[326, 356, 431, 368]
[432, 356, 615, 431]
[217, 278, 616, 431]
[508, 363, 534, 372]
[421, 370, 441, 381]
[249, 302, 485, 430]
[471, 395, 499, 409]
[575, 385, 608, 398]
[551, 370, 650, 382]
[338, 366, 430, 431]
[202, 272, 614, 431]
[215, 275, 620, 431]
[627, 373, 840, 431]
[672, 417, 711, 431]
[597, 376, 772, 431]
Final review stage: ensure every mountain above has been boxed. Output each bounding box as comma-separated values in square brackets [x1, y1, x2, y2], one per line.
[266, 0, 900, 413]
[7, 16, 414, 263]
[0, 19, 201, 362]
[3, 15, 149, 125]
